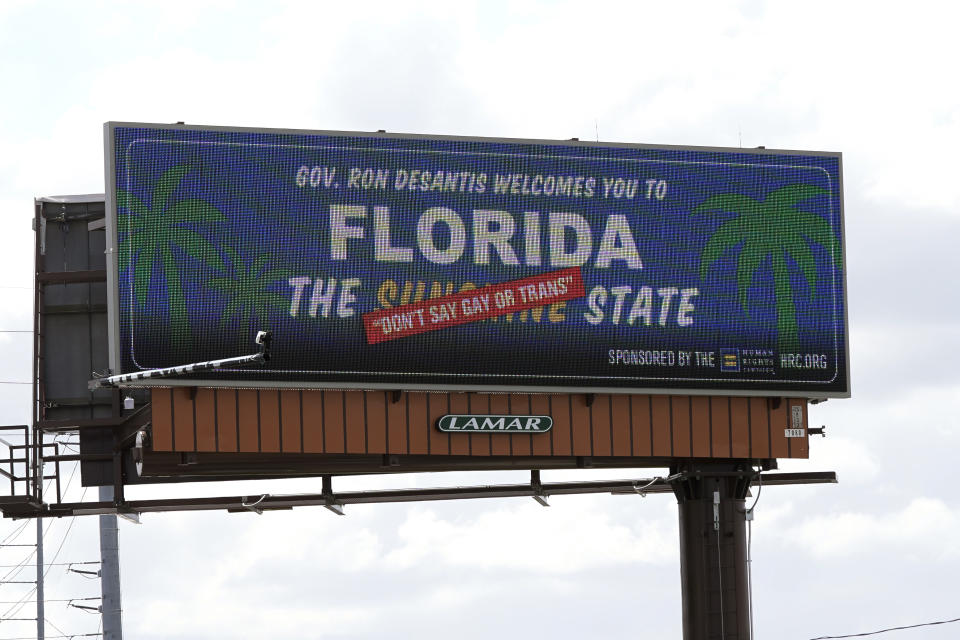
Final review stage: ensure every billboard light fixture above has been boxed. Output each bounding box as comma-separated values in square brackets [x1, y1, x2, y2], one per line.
[89, 331, 272, 389]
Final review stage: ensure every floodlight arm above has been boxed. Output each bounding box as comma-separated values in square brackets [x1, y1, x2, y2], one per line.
[89, 331, 272, 389]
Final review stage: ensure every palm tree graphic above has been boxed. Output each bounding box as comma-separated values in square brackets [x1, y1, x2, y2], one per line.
[208, 247, 291, 348]
[117, 164, 225, 354]
[697, 184, 841, 352]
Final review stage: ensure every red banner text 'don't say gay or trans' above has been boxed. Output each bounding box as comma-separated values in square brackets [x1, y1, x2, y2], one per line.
[362, 267, 585, 344]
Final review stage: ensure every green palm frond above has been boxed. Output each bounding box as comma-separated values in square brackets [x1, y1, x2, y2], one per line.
[792, 211, 842, 268]
[168, 228, 225, 272]
[782, 236, 818, 296]
[152, 164, 190, 215]
[116, 190, 149, 218]
[695, 194, 763, 216]
[168, 199, 227, 224]
[699, 219, 745, 279]
[765, 184, 826, 208]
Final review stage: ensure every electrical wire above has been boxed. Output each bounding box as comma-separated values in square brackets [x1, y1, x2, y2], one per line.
[713, 485, 725, 640]
[744, 467, 761, 640]
[808, 616, 960, 639]
[0, 562, 97, 570]
[0, 522, 30, 547]
[0, 598, 99, 605]
[746, 517, 753, 640]
[0, 464, 85, 621]
[0, 462, 80, 584]
[0, 634, 100, 639]
[45, 615, 69, 636]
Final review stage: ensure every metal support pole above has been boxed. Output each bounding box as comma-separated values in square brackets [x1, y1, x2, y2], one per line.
[36, 517, 44, 640]
[671, 462, 754, 640]
[99, 485, 122, 639]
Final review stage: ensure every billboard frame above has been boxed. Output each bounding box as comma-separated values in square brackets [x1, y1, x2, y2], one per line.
[104, 121, 850, 399]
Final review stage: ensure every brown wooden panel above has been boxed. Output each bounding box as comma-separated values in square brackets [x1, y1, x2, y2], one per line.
[237, 390, 259, 452]
[323, 390, 345, 453]
[156, 388, 809, 460]
[259, 390, 281, 453]
[280, 390, 302, 453]
[769, 398, 789, 458]
[729, 397, 750, 458]
[630, 395, 652, 457]
[671, 396, 692, 458]
[488, 394, 511, 456]
[448, 393, 471, 456]
[427, 392, 450, 455]
[550, 394, 572, 456]
[172, 388, 196, 452]
[569, 394, 592, 456]
[610, 394, 631, 456]
[710, 396, 730, 457]
[466, 393, 491, 456]
[749, 398, 770, 459]
[510, 394, 532, 457]
[365, 391, 388, 455]
[690, 396, 711, 458]
[195, 388, 217, 453]
[302, 391, 324, 453]
[344, 391, 366, 454]
[651, 395, 671, 457]
[214, 389, 238, 453]
[386, 392, 407, 454]
[151, 389, 173, 452]
[530, 394, 553, 456]
[591, 394, 612, 456]
[407, 393, 429, 455]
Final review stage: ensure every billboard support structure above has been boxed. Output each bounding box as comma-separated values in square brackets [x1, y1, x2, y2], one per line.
[671, 461, 756, 640]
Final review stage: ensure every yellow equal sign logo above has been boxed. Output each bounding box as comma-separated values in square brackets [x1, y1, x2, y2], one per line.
[720, 349, 740, 372]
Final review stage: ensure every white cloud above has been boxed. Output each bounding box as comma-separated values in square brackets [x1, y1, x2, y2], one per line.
[784, 497, 960, 559]
[778, 435, 880, 483]
[383, 500, 677, 572]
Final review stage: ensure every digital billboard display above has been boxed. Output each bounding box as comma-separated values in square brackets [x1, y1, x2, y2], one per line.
[105, 123, 848, 396]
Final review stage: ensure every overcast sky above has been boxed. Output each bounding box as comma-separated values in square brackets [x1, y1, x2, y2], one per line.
[0, 1, 959, 638]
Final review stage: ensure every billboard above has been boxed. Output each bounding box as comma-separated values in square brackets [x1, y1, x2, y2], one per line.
[105, 123, 848, 397]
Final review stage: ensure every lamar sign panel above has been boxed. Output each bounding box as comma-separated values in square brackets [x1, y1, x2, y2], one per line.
[105, 123, 848, 396]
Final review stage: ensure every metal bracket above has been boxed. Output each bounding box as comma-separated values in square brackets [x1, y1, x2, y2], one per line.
[240, 494, 268, 515]
[530, 470, 549, 507]
[322, 475, 345, 516]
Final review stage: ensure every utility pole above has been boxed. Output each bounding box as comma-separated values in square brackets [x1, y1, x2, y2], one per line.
[36, 517, 44, 640]
[99, 485, 122, 639]
[671, 461, 755, 640]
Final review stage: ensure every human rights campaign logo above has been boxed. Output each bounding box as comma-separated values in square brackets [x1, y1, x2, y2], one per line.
[720, 349, 740, 372]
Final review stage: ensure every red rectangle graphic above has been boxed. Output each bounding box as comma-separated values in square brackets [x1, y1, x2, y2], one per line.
[363, 268, 585, 344]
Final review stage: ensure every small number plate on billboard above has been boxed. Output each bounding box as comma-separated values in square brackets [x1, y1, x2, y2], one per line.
[437, 415, 553, 433]
[105, 122, 848, 396]
[785, 428, 806, 438]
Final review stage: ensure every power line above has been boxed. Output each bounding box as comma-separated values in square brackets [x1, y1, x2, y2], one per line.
[0, 598, 99, 605]
[0, 634, 100, 639]
[1, 466, 84, 621]
[0, 562, 98, 569]
[809, 616, 960, 639]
